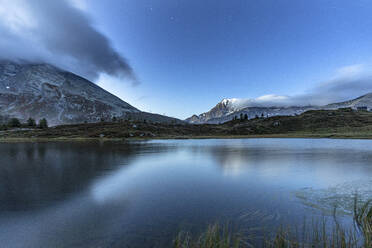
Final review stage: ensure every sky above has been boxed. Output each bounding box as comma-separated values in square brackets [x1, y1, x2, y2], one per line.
[1, 0, 372, 119]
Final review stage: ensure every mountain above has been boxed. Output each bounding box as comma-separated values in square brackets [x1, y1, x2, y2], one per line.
[325, 93, 372, 110]
[186, 94, 372, 124]
[186, 98, 317, 124]
[0, 61, 180, 125]
[185, 99, 243, 124]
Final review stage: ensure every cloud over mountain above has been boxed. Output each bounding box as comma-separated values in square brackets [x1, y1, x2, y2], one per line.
[228, 64, 372, 109]
[307, 64, 372, 104]
[0, 0, 136, 83]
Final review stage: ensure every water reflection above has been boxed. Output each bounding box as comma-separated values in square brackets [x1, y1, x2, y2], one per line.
[0, 139, 371, 247]
[180, 139, 372, 186]
[0, 142, 173, 211]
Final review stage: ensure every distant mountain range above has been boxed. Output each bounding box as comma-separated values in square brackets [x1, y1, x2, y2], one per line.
[186, 93, 372, 124]
[2, 60, 371, 126]
[0, 61, 181, 125]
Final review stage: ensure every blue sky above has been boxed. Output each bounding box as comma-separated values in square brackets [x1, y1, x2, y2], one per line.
[1, 0, 372, 119]
[88, 0, 372, 118]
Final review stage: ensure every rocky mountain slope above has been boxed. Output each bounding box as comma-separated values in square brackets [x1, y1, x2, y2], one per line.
[186, 98, 317, 124]
[186, 93, 372, 124]
[0, 61, 180, 125]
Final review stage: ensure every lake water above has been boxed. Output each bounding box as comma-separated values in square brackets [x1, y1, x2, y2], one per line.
[0, 138, 371, 247]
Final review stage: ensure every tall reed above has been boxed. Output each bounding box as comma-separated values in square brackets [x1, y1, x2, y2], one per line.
[173, 197, 372, 248]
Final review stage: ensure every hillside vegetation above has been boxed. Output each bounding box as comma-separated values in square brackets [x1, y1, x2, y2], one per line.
[227, 108, 372, 138]
[1, 108, 372, 140]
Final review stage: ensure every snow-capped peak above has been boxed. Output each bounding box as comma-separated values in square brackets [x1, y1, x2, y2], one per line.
[220, 94, 292, 110]
[221, 98, 240, 106]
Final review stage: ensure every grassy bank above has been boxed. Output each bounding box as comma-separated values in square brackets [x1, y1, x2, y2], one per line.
[1, 109, 372, 142]
[1, 132, 372, 143]
[174, 199, 372, 248]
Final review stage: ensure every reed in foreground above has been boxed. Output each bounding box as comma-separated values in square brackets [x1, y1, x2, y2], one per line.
[174, 223, 241, 248]
[173, 198, 372, 248]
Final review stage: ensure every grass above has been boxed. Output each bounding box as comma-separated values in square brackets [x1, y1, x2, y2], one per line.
[354, 199, 372, 248]
[1, 131, 372, 143]
[173, 198, 372, 248]
[174, 224, 241, 248]
[2, 109, 372, 141]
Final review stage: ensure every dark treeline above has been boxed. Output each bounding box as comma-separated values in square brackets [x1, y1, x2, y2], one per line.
[0, 117, 48, 131]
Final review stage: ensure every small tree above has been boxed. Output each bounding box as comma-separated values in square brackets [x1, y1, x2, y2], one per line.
[240, 113, 243, 120]
[38, 118, 48, 129]
[244, 114, 248, 120]
[261, 113, 264, 118]
[112, 116, 117, 122]
[27, 118, 36, 127]
[8, 118, 21, 128]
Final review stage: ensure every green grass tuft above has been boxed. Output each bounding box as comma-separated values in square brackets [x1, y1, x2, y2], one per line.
[174, 197, 372, 248]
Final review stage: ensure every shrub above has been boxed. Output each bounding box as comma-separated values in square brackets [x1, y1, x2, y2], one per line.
[27, 118, 36, 127]
[38, 118, 48, 129]
[8, 118, 21, 128]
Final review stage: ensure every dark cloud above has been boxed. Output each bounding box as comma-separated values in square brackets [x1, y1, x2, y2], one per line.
[0, 0, 137, 83]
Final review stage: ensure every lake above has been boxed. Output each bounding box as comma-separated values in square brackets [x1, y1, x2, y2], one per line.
[0, 138, 371, 247]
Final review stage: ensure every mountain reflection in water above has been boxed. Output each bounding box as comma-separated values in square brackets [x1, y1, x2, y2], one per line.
[0, 139, 371, 248]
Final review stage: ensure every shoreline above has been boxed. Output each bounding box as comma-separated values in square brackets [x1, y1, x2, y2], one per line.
[1, 133, 372, 142]
[1, 108, 371, 143]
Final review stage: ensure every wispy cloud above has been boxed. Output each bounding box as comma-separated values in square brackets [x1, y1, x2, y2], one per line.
[0, 0, 137, 83]
[229, 64, 372, 109]
[306, 64, 372, 104]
